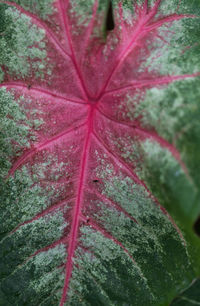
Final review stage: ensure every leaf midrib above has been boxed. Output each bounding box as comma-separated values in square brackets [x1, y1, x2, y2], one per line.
[60, 107, 94, 306]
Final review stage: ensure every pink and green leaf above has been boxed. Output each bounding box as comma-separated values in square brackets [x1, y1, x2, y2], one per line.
[0, 0, 200, 305]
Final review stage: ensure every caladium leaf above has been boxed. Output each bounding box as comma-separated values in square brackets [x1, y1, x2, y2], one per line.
[171, 278, 200, 305]
[0, 0, 200, 305]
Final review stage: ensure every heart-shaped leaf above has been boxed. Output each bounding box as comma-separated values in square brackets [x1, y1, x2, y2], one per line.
[0, 1, 200, 305]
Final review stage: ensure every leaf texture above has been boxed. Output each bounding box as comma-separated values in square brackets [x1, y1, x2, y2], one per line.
[171, 278, 200, 305]
[0, 0, 200, 305]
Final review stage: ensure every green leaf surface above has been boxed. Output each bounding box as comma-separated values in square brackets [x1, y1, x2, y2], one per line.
[171, 278, 200, 306]
[0, 0, 200, 305]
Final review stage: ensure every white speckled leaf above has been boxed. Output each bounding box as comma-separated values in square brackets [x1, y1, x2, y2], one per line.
[0, 1, 200, 305]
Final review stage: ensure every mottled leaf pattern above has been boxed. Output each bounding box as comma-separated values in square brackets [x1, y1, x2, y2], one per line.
[0, 0, 200, 305]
